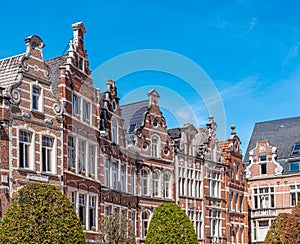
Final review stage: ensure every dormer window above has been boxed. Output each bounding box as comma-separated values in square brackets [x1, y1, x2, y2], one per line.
[259, 155, 266, 161]
[290, 161, 300, 171]
[128, 124, 136, 133]
[292, 143, 300, 155]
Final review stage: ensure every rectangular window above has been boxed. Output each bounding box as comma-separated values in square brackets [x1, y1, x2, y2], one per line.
[79, 194, 86, 225]
[32, 86, 40, 110]
[78, 57, 83, 70]
[292, 143, 300, 155]
[121, 164, 126, 192]
[89, 196, 96, 230]
[290, 185, 300, 206]
[83, 100, 90, 122]
[19, 131, 31, 168]
[68, 136, 76, 169]
[131, 168, 135, 194]
[78, 140, 86, 173]
[260, 163, 267, 175]
[105, 205, 111, 215]
[72, 94, 81, 116]
[89, 145, 96, 176]
[104, 159, 110, 187]
[240, 195, 243, 212]
[290, 161, 300, 171]
[253, 187, 275, 209]
[259, 155, 266, 161]
[131, 211, 136, 235]
[71, 192, 77, 210]
[112, 162, 118, 190]
[128, 124, 136, 133]
[42, 136, 53, 172]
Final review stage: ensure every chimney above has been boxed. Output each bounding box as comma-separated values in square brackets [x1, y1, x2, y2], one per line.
[71, 22, 87, 56]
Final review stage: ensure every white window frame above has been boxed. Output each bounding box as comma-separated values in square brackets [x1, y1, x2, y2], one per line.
[290, 184, 300, 206]
[82, 99, 91, 123]
[88, 144, 96, 177]
[141, 210, 151, 239]
[104, 158, 110, 187]
[253, 187, 275, 209]
[141, 168, 151, 196]
[30, 82, 44, 112]
[68, 135, 76, 170]
[151, 135, 160, 158]
[131, 167, 136, 194]
[18, 129, 35, 170]
[72, 94, 81, 116]
[153, 170, 161, 198]
[71, 190, 98, 231]
[162, 171, 172, 199]
[121, 164, 126, 192]
[40, 133, 57, 174]
[78, 140, 87, 174]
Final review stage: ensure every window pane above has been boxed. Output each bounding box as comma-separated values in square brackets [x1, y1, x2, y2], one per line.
[290, 161, 300, 171]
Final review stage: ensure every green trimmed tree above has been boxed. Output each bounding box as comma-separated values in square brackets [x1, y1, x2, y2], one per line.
[0, 183, 85, 243]
[98, 213, 136, 243]
[145, 203, 198, 244]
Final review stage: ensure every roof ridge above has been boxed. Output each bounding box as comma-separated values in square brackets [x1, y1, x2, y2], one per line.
[46, 54, 68, 62]
[255, 116, 300, 125]
[0, 53, 25, 62]
[120, 100, 148, 108]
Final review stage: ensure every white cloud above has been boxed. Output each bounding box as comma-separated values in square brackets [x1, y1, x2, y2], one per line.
[217, 74, 261, 101]
[249, 17, 258, 30]
[282, 42, 300, 66]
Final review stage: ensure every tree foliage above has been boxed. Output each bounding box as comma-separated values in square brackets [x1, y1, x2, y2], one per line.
[98, 213, 136, 244]
[145, 203, 198, 244]
[0, 183, 85, 244]
[264, 213, 289, 244]
[264, 202, 300, 244]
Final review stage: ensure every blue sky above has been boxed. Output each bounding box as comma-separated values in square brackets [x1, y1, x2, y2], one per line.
[1, 0, 300, 155]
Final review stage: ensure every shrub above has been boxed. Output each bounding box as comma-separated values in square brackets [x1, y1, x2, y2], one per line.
[98, 213, 136, 243]
[0, 183, 85, 243]
[145, 203, 198, 244]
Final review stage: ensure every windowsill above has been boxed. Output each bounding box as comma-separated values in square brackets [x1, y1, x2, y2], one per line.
[17, 168, 35, 173]
[41, 171, 58, 177]
[31, 109, 45, 116]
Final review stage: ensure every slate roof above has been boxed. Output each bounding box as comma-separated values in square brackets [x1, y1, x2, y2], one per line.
[244, 116, 300, 164]
[168, 128, 181, 139]
[121, 100, 148, 132]
[46, 55, 67, 99]
[0, 54, 25, 89]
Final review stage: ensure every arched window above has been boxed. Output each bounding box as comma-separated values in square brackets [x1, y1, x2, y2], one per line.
[141, 168, 150, 196]
[142, 210, 150, 238]
[163, 172, 172, 199]
[111, 118, 118, 144]
[151, 135, 160, 158]
[153, 171, 161, 197]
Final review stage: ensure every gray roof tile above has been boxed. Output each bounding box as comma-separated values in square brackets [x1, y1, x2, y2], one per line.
[121, 100, 148, 132]
[0, 54, 24, 89]
[244, 116, 300, 163]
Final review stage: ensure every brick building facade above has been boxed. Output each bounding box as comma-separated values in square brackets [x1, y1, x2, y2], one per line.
[0, 22, 249, 243]
[244, 117, 300, 243]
